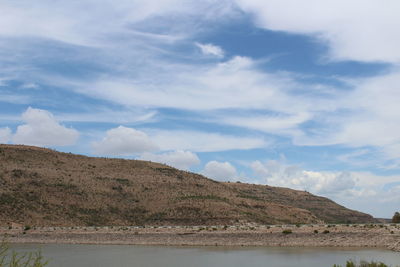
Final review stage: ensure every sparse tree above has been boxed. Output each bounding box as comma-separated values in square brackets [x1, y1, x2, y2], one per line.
[392, 211, 400, 223]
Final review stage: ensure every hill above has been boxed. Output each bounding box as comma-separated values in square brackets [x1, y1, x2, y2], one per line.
[0, 145, 376, 226]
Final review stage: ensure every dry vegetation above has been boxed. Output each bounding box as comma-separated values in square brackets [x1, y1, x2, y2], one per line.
[0, 145, 376, 227]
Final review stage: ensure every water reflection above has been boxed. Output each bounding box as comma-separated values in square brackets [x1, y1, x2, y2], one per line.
[10, 244, 400, 267]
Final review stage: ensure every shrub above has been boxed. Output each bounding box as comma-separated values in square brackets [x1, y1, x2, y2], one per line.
[282, 229, 292, 234]
[332, 260, 389, 267]
[323, 230, 330, 234]
[314, 230, 318, 234]
[392, 212, 400, 223]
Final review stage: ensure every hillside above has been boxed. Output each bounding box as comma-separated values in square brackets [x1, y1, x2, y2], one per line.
[0, 145, 376, 226]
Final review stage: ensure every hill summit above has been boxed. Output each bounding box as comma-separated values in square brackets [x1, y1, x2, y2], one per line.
[0, 145, 375, 226]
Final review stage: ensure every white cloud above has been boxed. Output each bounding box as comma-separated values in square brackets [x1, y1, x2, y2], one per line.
[58, 110, 157, 124]
[251, 160, 357, 195]
[0, 1, 337, 152]
[12, 107, 79, 146]
[221, 112, 311, 136]
[140, 150, 200, 170]
[235, 0, 400, 63]
[148, 129, 268, 152]
[202, 161, 238, 181]
[92, 127, 268, 157]
[195, 42, 224, 58]
[250, 159, 400, 217]
[0, 94, 31, 104]
[0, 0, 236, 47]
[92, 126, 157, 156]
[20, 83, 39, 89]
[71, 56, 324, 113]
[291, 69, 400, 167]
[0, 127, 11, 143]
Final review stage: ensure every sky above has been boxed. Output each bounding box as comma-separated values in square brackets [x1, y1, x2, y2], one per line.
[0, 0, 399, 218]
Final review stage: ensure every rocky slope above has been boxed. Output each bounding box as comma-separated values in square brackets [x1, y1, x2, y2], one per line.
[0, 145, 376, 226]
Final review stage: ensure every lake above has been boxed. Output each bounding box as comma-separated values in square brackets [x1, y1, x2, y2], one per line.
[10, 244, 400, 267]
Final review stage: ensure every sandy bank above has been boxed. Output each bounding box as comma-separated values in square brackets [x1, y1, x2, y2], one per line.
[1, 224, 399, 252]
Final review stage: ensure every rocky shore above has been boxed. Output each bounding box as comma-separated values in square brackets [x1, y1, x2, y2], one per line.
[1, 224, 399, 252]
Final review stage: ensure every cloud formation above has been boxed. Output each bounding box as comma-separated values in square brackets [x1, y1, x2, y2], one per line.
[148, 129, 268, 152]
[92, 126, 157, 156]
[0, 0, 236, 47]
[71, 56, 308, 111]
[195, 42, 225, 58]
[140, 150, 200, 170]
[235, 0, 400, 63]
[251, 160, 357, 195]
[289, 70, 400, 168]
[0, 127, 11, 143]
[202, 161, 238, 181]
[12, 108, 79, 146]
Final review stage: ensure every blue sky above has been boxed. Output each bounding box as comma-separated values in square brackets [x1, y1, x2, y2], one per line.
[1, 0, 400, 217]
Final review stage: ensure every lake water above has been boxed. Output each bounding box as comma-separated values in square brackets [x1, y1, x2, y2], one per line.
[10, 244, 400, 267]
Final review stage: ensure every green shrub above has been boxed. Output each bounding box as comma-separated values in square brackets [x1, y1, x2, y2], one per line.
[282, 229, 292, 234]
[333, 260, 390, 267]
[392, 212, 400, 223]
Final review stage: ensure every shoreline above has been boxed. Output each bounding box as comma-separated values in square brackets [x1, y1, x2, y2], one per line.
[2, 224, 399, 252]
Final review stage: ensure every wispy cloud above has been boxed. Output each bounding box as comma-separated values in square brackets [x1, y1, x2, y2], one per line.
[147, 129, 269, 152]
[195, 42, 225, 58]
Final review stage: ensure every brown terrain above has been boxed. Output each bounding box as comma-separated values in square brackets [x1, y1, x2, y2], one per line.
[0, 144, 376, 227]
[1, 224, 399, 252]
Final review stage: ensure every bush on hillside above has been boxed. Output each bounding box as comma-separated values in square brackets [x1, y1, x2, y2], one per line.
[392, 212, 400, 223]
[282, 229, 292, 234]
[332, 260, 391, 267]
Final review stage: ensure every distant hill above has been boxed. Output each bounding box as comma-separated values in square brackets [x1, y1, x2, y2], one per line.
[0, 145, 376, 226]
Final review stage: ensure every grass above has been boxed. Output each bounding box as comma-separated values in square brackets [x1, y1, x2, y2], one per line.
[0, 241, 48, 267]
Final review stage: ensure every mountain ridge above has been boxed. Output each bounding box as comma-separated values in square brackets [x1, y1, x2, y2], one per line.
[0, 144, 376, 226]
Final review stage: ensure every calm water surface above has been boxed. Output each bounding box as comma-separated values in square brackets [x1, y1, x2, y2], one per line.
[10, 244, 400, 267]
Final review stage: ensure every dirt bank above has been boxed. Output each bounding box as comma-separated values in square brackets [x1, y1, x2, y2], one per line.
[1, 224, 399, 252]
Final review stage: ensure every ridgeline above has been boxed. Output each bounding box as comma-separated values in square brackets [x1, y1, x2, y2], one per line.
[0, 145, 375, 226]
